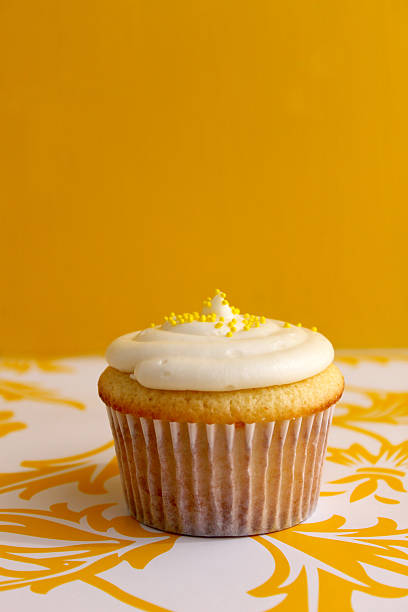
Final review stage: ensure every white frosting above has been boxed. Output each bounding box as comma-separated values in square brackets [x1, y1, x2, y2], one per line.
[106, 294, 334, 391]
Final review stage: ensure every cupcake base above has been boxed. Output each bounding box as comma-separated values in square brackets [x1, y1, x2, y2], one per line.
[107, 406, 334, 537]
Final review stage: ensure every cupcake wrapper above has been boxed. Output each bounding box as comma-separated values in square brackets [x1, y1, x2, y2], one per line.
[107, 406, 334, 536]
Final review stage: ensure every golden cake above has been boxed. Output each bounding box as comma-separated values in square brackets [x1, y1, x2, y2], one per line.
[98, 290, 343, 536]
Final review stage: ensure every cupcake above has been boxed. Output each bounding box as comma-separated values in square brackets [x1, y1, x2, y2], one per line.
[98, 290, 343, 536]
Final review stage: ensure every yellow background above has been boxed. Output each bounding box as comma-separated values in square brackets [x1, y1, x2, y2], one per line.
[1, 1, 407, 356]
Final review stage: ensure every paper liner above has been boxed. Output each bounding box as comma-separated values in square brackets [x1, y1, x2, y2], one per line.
[106, 405, 334, 536]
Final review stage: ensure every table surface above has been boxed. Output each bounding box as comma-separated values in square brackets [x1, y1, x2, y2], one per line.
[0, 352, 407, 611]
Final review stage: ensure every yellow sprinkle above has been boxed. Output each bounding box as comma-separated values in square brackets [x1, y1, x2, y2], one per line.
[243, 327, 249, 331]
[200, 315, 207, 322]
[311, 326, 318, 332]
[226, 331, 233, 337]
[255, 321, 260, 327]
[149, 323, 156, 327]
[171, 320, 177, 326]
[220, 292, 226, 298]
[283, 322, 291, 328]
[219, 316, 224, 322]
[296, 322, 302, 327]
[164, 316, 169, 321]
[222, 300, 229, 306]
[215, 288, 221, 294]
[230, 326, 236, 333]
[231, 318, 237, 324]
[170, 312, 175, 317]
[215, 322, 223, 329]
[260, 316, 266, 324]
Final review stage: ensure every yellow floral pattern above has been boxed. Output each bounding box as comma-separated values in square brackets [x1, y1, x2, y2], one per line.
[0, 379, 84, 410]
[0, 442, 118, 499]
[0, 356, 407, 611]
[0, 410, 26, 438]
[334, 389, 408, 427]
[250, 515, 408, 610]
[0, 503, 177, 611]
[0, 359, 73, 373]
[335, 350, 408, 366]
[322, 441, 408, 504]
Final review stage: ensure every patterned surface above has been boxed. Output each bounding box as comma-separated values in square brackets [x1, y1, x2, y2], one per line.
[0, 354, 407, 611]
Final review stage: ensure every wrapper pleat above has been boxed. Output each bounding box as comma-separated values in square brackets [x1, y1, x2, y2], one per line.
[107, 406, 334, 536]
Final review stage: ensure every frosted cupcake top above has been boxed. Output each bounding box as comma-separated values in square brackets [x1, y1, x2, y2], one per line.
[106, 290, 334, 391]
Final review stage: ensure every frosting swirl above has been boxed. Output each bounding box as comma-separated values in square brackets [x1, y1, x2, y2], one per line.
[106, 292, 334, 391]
